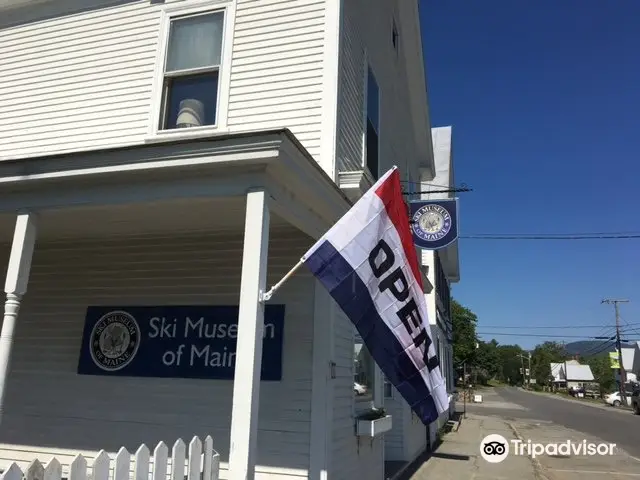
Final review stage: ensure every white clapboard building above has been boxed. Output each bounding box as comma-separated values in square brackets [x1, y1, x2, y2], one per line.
[0, 0, 440, 479]
[383, 126, 458, 469]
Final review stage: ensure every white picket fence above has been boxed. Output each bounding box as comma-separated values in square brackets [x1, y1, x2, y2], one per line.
[0, 436, 219, 480]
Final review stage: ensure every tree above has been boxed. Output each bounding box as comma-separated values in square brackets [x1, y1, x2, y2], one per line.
[473, 339, 500, 384]
[586, 354, 615, 396]
[496, 344, 525, 385]
[451, 299, 478, 367]
[531, 341, 567, 386]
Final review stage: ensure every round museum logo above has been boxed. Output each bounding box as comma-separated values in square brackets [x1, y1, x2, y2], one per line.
[411, 204, 452, 242]
[89, 310, 141, 371]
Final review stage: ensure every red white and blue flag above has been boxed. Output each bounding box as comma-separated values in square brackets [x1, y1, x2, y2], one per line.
[302, 167, 449, 424]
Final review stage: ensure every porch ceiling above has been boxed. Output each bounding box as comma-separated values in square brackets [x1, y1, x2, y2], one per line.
[0, 197, 295, 243]
[0, 129, 351, 243]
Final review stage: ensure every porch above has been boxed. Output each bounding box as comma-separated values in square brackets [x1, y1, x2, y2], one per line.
[0, 130, 350, 480]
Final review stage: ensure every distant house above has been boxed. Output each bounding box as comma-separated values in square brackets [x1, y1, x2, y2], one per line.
[550, 361, 594, 389]
[550, 362, 565, 385]
[617, 346, 640, 383]
[564, 363, 595, 389]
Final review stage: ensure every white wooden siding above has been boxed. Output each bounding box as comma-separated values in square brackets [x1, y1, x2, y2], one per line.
[0, 0, 326, 165]
[330, 308, 383, 480]
[382, 396, 405, 461]
[0, 228, 314, 480]
[335, 0, 419, 184]
[0, 1, 158, 160]
[334, 4, 365, 173]
[404, 412, 427, 463]
[226, 0, 325, 161]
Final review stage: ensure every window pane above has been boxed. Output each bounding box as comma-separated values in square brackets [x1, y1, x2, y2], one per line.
[384, 379, 393, 398]
[354, 336, 375, 398]
[366, 120, 379, 179]
[163, 72, 219, 129]
[367, 67, 379, 132]
[166, 12, 224, 72]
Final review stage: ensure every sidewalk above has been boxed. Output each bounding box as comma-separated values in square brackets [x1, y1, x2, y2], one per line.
[397, 411, 640, 480]
[509, 417, 640, 480]
[398, 414, 540, 480]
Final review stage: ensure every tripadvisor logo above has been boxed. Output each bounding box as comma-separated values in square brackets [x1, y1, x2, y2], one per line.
[480, 434, 509, 463]
[480, 434, 617, 463]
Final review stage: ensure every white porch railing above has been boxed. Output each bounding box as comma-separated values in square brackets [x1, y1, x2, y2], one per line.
[0, 436, 219, 480]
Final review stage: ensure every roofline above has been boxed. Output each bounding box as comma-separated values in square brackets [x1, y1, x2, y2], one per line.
[399, 0, 435, 178]
[0, 129, 353, 232]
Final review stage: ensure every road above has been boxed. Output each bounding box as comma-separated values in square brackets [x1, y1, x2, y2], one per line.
[464, 386, 640, 458]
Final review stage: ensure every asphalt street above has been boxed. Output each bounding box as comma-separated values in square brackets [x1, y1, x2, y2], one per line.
[464, 386, 640, 459]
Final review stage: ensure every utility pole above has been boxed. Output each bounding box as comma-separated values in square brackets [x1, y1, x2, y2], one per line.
[517, 353, 531, 388]
[517, 354, 526, 388]
[462, 362, 467, 419]
[602, 299, 630, 406]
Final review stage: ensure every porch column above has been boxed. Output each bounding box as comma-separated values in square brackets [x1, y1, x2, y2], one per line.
[0, 212, 37, 424]
[228, 190, 270, 480]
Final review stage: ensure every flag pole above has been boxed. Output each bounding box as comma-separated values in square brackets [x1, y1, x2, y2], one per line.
[261, 258, 305, 302]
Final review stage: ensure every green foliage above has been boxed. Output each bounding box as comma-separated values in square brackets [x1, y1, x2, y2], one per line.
[451, 299, 478, 366]
[586, 354, 615, 395]
[495, 344, 525, 385]
[473, 339, 501, 384]
[448, 300, 603, 392]
[356, 407, 387, 421]
[531, 341, 568, 386]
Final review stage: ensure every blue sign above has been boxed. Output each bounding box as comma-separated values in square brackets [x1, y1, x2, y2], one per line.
[77, 305, 285, 381]
[410, 199, 459, 250]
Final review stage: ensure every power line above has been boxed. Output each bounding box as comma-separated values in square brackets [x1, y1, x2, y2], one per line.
[462, 233, 640, 240]
[400, 180, 469, 190]
[579, 326, 616, 356]
[476, 332, 634, 339]
[478, 323, 640, 330]
[466, 231, 640, 237]
[620, 318, 640, 341]
[585, 340, 616, 357]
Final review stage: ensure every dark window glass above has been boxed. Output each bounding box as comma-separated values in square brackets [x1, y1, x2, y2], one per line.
[366, 67, 380, 178]
[366, 119, 379, 179]
[162, 72, 219, 129]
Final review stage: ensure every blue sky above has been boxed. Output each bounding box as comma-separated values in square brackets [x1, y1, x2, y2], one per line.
[420, 0, 640, 349]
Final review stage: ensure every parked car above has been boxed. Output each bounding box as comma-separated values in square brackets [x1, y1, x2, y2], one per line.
[354, 382, 367, 396]
[605, 391, 632, 407]
[631, 389, 640, 415]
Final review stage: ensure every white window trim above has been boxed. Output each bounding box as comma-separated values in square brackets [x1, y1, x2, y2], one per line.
[146, 0, 236, 143]
[361, 50, 381, 179]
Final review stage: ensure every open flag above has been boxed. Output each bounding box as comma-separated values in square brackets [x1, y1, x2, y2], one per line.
[303, 166, 449, 424]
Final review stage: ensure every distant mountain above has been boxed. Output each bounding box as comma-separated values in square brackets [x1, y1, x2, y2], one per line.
[563, 340, 636, 357]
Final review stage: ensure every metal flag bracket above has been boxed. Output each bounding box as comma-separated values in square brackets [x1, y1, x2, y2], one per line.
[259, 258, 305, 303]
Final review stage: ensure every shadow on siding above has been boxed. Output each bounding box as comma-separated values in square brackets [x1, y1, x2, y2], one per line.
[0, 0, 141, 29]
[385, 411, 468, 480]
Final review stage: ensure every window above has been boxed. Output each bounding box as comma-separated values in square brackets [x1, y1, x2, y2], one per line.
[158, 9, 225, 131]
[365, 66, 380, 179]
[384, 377, 394, 398]
[354, 332, 375, 401]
